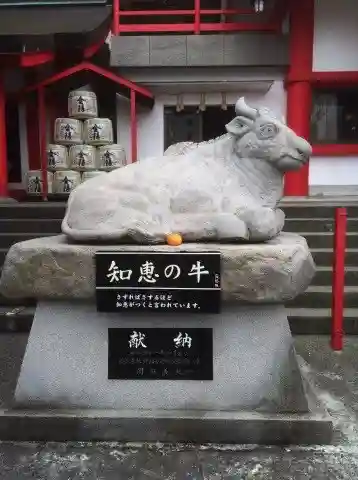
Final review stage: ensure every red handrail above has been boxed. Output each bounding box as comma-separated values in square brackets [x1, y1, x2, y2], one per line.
[117, 8, 254, 17]
[331, 207, 347, 351]
[112, 2, 280, 34]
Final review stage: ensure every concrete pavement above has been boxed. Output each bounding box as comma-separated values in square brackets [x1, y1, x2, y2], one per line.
[0, 334, 358, 478]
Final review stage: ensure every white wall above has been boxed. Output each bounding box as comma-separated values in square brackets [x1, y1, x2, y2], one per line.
[313, 0, 358, 71]
[116, 80, 286, 162]
[309, 156, 358, 186]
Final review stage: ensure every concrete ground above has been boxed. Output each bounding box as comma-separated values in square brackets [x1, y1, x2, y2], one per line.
[1, 334, 358, 478]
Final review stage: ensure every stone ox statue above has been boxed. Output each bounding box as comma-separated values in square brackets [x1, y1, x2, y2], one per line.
[62, 98, 312, 243]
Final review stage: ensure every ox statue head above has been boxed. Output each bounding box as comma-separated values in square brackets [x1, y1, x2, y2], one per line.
[226, 97, 312, 172]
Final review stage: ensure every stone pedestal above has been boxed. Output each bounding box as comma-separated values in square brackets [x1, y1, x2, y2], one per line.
[0, 233, 332, 444]
[16, 301, 307, 412]
[10, 300, 332, 444]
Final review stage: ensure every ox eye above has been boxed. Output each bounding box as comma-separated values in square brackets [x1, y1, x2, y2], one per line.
[259, 123, 278, 138]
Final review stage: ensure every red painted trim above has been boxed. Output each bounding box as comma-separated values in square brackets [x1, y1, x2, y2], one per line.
[311, 71, 358, 86]
[87, 63, 153, 98]
[115, 5, 281, 34]
[287, 70, 358, 85]
[194, 0, 201, 35]
[22, 63, 86, 93]
[130, 90, 137, 163]
[83, 34, 109, 59]
[118, 8, 253, 16]
[200, 23, 277, 32]
[20, 52, 55, 67]
[118, 22, 278, 33]
[313, 144, 358, 156]
[331, 207, 347, 351]
[0, 72, 8, 197]
[21, 61, 153, 100]
[118, 24, 194, 33]
[0, 31, 107, 68]
[284, 0, 314, 197]
[38, 87, 48, 200]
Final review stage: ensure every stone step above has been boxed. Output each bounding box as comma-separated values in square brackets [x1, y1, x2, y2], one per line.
[0, 232, 56, 249]
[303, 232, 358, 249]
[0, 203, 66, 219]
[280, 205, 358, 218]
[288, 286, 358, 308]
[0, 305, 34, 333]
[311, 248, 357, 267]
[288, 308, 358, 335]
[0, 218, 63, 234]
[284, 218, 358, 233]
[314, 266, 358, 286]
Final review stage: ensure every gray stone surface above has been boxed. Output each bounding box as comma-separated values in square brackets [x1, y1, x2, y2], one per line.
[6, 335, 358, 472]
[2, 441, 358, 479]
[61, 98, 312, 243]
[223, 34, 289, 66]
[150, 35, 186, 66]
[187, 35, 224, 65]
[0, 407, 332, 444]
[0, 232, 315, 301]
[15, 301, 308, 413]
[110, 33, 290, 67]
[110, 36, 150, 66]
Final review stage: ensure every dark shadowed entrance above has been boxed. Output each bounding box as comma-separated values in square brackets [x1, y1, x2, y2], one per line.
[164, 105, 236, 150]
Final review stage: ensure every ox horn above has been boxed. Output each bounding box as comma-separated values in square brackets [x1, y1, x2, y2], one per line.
[235, 97, 258, 120]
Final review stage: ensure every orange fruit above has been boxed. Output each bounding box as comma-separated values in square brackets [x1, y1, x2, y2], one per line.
[166, 233, 183, 246]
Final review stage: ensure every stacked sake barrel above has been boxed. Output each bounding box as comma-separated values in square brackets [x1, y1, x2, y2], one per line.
[27, 89, 127, 196]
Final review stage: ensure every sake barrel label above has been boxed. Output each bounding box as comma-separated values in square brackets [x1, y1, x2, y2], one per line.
[68, 90, 98, 119]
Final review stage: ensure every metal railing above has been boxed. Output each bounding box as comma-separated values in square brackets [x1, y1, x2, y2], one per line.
[331, 207, 347, 351]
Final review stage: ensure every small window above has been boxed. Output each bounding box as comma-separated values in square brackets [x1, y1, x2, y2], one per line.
[311, 87, 358, 144]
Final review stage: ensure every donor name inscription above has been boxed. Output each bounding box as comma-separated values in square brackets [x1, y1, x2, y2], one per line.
[108, 327, 213, 380]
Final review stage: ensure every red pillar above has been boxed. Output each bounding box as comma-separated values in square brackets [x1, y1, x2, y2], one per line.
[284, 0, 314, 197]
[112, 0, 120, 35]
[0, 71, 8, 197]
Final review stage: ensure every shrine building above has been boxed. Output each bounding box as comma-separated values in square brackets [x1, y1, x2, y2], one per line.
[0, 0, 357, 200]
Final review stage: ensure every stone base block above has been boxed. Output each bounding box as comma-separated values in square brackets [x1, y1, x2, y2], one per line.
[0, 407, 332, 445]
[0, 233, 315, 303]
[15, 302, 307, 412]
[11, 301, 332, 444]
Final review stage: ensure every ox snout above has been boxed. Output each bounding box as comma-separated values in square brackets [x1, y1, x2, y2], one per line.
[293, 135, 312, 163]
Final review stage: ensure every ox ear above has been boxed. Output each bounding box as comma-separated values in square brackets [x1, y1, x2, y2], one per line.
[225, 116, 253, 137]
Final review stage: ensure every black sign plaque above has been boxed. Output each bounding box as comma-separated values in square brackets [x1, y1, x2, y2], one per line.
[96, 251, 221, 314]
[108, 327, 213, 380]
